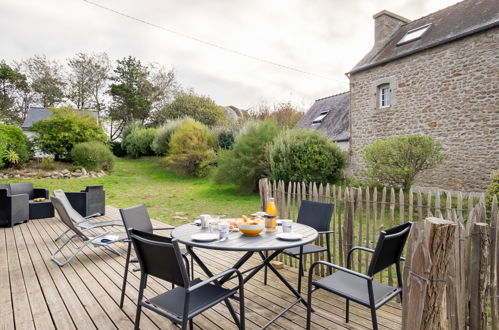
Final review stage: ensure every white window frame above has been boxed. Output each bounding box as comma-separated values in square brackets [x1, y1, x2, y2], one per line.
[312, 111, 329, 124]
[379, 84, 391, 108]
[397, 23, 432, 46]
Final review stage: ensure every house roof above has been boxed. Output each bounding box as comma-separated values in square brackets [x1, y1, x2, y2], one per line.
[350, 0, 499, 74]
[21, 107, 53, 130]
[296, 92, 350, 142]
[21, 107, 99, 131]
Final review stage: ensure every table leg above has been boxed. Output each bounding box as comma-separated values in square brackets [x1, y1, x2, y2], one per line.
[257, 251, 310, 308]
[186, 246, 240, 324]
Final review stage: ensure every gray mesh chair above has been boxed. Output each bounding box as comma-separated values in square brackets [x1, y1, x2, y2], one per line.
[277, 200, 334, 293]
[130, 229, 245, 330]
[53, 189, 123, 241]
[119, 204, 193, 308]
[306, 222, 412, 330]
[50, 196, 127, 266]
[64, 185, 105, 217]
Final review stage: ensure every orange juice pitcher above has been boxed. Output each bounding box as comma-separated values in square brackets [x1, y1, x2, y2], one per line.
[265, 197, 278, 231]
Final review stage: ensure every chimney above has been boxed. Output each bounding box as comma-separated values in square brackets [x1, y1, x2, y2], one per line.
[373, 10, 410, 48]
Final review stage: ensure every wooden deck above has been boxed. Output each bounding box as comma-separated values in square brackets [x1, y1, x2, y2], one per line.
[0, 206, 401, 329]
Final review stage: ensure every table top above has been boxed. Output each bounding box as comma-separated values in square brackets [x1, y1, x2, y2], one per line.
[171, 222, 318, 252]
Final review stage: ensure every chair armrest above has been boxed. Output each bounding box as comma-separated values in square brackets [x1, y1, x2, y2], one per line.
[347, 246, 375, 268]
[309, 261, 372, 281]
[187, 268, 243, 293]
[33, 188, 49, 198]
[152, 227, 175, 231]
[10, 193, 29, 207]
[318, 230, 335, 234]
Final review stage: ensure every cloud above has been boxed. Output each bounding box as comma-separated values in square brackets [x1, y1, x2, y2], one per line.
[0, 0, 458, 109]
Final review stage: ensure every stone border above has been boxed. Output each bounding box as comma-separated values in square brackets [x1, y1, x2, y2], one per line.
[0, 168, 107, 180]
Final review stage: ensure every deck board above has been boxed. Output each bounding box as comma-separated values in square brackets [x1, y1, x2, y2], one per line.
[0, 206, 402, 329]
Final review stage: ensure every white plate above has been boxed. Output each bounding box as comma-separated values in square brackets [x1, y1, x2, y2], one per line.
[276, 232, 303, 241]
[191, 233, 219, 242]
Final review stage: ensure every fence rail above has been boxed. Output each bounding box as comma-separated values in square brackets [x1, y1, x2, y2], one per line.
[258, 178, 498, 329]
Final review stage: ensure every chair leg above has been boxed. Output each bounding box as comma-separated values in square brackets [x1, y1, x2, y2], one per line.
[367, 280, 378, 330]
[370, 306, 378, 330]
[189, 319, 193, 330]
[345, 298, 350, 323]
[306, 282, 314, 330]
[119, 242, 132, 308]
[326, 249, 332, 275]
[134, 275, 147, 330]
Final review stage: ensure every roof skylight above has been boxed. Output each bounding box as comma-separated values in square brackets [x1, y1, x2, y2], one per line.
[312, 111, 329, 124]
[397, 23, 431, 46]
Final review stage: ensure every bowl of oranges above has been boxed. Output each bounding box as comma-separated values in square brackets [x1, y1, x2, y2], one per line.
[238, 215, 265, 236]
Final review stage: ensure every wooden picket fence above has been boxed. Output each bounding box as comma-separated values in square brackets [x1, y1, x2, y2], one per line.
[258, 178, 499, 329]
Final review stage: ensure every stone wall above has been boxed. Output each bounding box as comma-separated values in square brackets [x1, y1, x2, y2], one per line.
[349, 28, 499, 192]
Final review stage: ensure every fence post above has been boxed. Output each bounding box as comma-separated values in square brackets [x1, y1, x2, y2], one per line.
[402, 217, 456, 329]
[469, 222, 490, 330]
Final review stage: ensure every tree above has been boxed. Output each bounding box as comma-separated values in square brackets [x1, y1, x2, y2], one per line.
[0, 63, 29, 123]
[31, 107, 108, 160]
[249, 101, 304, 127]
[19, 55, 65, 107]
[153, 92, 223, 126]
[213, 119, 280, 192]
[66, 52, 111, 114]
[149, 63, 181, 116]
[361, 135, 446, 191]
[108, 56, 153, 140]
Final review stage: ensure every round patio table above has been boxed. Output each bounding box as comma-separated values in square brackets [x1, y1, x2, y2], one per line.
[171, 223, 318, 328]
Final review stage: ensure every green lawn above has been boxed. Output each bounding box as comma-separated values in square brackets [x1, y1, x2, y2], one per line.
[0, 157, 260, 226]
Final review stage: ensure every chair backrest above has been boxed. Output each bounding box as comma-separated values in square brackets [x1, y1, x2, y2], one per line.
[9, 183, 34, 199]
[51, 196, 89, 240]
[84, 185, 105, 212]
[296, 200, 334, 232]
[129, 229, 189, 287]
[367, 222, 412, 276]
[83, 185, 104, 193]
[53, 189, 87, 223]
[0, 184, 11, 196]
[119, 204, 153, 236]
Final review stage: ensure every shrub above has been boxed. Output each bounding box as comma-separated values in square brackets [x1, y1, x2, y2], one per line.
[122, 127, 157, 158]
[36, 158, 57, 171]
[248, 101, 304, 127]
[217, 128, 236, 150]
[213, 120, 280, 192]
[267, 129, 346, 184]
[70, 141, 115, 172]
[121, 120, 143, 140]
[0, 123, 32, 167]
[152, 92, 224, 126]
[110, 141, 127, 157]
[151, 118, 187, 156]
[31, 107, 107, 160]
[361, 135, 446, 191]
[486, 170, 499, 207]
[165, 119, 216, 177]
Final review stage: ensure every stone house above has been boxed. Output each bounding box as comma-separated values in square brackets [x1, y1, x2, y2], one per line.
[301, 0, 498, 192]
[296, 92, 350, 151]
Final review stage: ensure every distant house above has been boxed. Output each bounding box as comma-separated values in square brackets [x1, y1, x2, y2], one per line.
[21, 107, 54, 138]
[296, 92, 350, 151]
[21, 107, 100, 137]
[301, 0, 498, 192]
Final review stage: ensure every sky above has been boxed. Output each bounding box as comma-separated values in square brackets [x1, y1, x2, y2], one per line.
[0, 0, 458, 110]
